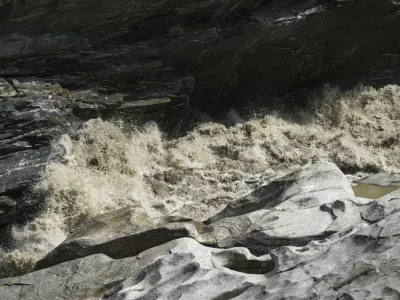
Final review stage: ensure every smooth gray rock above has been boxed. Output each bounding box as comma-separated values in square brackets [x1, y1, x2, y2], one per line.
[35, 206, 211, 270]
[4, 216, 400, 299]
[232, 214, 400, 299]
[3, 162, 400, 299]
[207, 199, 362, 254]
[36, 162, 361, 268]
[0, 238, 272, 300]
[104, 213, 400, 299]
[208, 161, 354, 223]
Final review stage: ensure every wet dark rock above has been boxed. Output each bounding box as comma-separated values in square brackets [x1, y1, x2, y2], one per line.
[0, 75, 193, 229]
[0, 85, 80, 228]
[0, 0, 399, 113]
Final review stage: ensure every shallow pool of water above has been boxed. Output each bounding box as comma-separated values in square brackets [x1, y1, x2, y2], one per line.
[352, 184, 399, 199]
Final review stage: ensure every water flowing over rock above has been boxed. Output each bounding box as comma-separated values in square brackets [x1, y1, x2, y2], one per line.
[1, 1, 400, 298]
[35, 162, 358, 267]
[0, 77, 190, 229]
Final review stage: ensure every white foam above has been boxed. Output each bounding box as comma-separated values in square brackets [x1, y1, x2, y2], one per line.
[1, 84, 399, 277]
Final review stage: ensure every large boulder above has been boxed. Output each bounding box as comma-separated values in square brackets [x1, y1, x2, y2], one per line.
[108, 216, 400, 299]
[356, 172, 400, 187]
[207, 198, 362, 254]
[208, 161, 355, 222]
[0, 1, 399, 112]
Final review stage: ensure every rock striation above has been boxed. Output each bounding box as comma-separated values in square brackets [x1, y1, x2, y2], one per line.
[0, 78, 79, 227]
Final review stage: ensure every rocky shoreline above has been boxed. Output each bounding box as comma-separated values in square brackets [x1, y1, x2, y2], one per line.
[1, 0, 400, 299]
[1, 162, 400, 299]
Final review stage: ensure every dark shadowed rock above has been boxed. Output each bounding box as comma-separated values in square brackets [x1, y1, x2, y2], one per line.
[0, 83, 80, 228]
[0, 1, 399, 112]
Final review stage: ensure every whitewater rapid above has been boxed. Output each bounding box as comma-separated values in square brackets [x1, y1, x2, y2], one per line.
[1, 84, 399, 277]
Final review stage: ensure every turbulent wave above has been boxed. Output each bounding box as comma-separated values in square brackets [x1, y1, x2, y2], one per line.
[1, 84, 399, 277]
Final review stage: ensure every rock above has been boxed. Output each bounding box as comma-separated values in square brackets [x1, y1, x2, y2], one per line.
[36, 162, 361, 268]
[10, 78, 65, 97]
[102, 239, 271, 300]
[208, 161, 354, 223]
[70, 90, 123, 120]
[8, 212, 400, 300]
[0, 84, 82, 229]
[0, 238, 273, 300]
[207, 199, 362, 254]
[352, 196, 375, 206]
[35, 206, 210, 270]
[357, 172, 400, 186]
[0, 1, 399, 112]
[3, 162, 400, 299]
[233, 217, 400, 299]
[360, 189, 400, 223]
[0, 196, 16, 225]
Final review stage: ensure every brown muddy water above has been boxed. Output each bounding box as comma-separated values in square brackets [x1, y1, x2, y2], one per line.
[352, 184, 399, 199]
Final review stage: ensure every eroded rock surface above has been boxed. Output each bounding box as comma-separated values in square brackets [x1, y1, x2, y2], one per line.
[0, 238, 272, 300]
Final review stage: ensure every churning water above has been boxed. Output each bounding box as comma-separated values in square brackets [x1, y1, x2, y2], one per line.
[1, 84, 399, 277]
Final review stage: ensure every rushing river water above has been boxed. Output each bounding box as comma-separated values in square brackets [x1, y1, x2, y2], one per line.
[0, 84, 399, 277]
